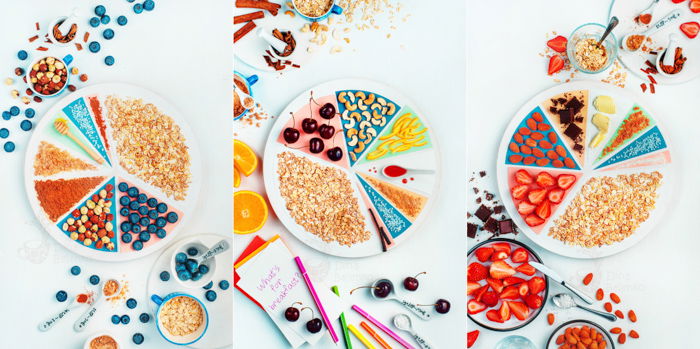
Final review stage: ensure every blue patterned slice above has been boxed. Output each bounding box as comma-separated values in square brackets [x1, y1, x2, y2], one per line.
[358, 105, 432, 165]
[57, 178, 118, 252]
[357, 174, 411, 238]
[62, 97, 111, 165]
[595, 126, 667, 170]
[336, 90, 400, 166]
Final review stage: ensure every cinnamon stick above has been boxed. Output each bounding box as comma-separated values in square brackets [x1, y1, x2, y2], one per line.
[236, 0, 280, 16]
[234, 11, 265, 24]
[234, 21, 257, 43]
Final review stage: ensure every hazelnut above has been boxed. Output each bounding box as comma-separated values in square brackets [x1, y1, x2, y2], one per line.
[14, 67, 24, 76]
[79, 74, 88, 82]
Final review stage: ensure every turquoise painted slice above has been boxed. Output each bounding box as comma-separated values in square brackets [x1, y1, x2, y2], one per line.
[357, 105, 432, 165]
[336, 90, 401, 166]
[595, 126, 666, 170]
[505, 106, 580, 170]
[357, 174, 411, 239]
[57, 178, 118, 252]
[595, 104, 656, 163]
[62, 97, 111, 165]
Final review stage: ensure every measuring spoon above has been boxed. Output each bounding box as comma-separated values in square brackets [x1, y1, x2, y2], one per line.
[370, 279, 431, 320]
[621, 9, 683, 52]
[74, 279, 122, 332]
[393, 314, 433, 349]
[38, 292, 93, 332]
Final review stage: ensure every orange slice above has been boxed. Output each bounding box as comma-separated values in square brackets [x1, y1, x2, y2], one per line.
[234, 166, 241, 188]
[234, 190, 268, 234]
[234, 139, 258, 176]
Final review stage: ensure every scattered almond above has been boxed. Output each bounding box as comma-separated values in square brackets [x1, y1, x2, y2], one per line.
[628, 310, 637, 323]
[596, 288, 604, 301]
[583, 273, 593, 285]
[604, 302, 612, 312]
[629, 330, 639, 339]
[547, 313, 555, 325]
[610, 293, 620, 304]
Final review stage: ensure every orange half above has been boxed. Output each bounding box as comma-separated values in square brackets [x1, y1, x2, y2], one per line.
[234, 190, 268, 234]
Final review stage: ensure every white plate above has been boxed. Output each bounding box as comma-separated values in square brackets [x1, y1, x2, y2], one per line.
[234, 4, 315, 72]
[24, 83, 202, 262]
[497, 81, 677, 259]
[146, 234, 233, 349]
[609, 0, 700, 84]
[263, 79, 440, 258]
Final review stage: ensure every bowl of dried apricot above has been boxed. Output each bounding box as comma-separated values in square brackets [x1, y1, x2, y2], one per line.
[546, 319, 614, 349]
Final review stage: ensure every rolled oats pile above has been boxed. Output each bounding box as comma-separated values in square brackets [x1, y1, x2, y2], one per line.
[548, 172, 663, 247]
[574, 38, 608, 72]
[293, 0, 333, 17]
[159, 296, 204, 337]
[105, 96, 191, 201]
[277, 151, 370, 246]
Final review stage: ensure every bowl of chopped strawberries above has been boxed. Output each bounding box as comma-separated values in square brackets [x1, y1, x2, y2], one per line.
[467, 239, 548, 331]
[546, 320, 615, 349]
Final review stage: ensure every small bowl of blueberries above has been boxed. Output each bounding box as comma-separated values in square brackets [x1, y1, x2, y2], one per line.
[170, 238, 230, 289]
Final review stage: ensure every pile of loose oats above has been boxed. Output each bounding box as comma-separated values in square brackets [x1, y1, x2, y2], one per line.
[548, 172, 662, 248]
[277, 151, 370, 246]
[105, 96, 191, 201]
[159, 296, 204, 337]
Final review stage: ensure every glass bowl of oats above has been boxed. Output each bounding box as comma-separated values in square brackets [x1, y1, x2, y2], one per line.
[567, 23, 618, 74]
[151, 293, 209, 345]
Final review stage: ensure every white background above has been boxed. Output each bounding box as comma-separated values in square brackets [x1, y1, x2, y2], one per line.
[468, 0, 699, 348]
[234, 1, 467, 348]
[0, 1, 232, 348]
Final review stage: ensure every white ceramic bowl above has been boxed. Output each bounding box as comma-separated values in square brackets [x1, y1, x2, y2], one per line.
[169, 240, 216, 289]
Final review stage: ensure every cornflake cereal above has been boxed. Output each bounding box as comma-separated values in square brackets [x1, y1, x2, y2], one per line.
[159, 296, 204, 337]
[548, 172, 662, 247]
[293, 0, 333, 17]
[34, 141, 97, 176]
[105, 96, 191, 200]
[277, 151, 370, 246]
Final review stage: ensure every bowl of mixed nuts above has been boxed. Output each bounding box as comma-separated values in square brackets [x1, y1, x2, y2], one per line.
[292, 0, 343, 22]
[25, 55, 73, 97]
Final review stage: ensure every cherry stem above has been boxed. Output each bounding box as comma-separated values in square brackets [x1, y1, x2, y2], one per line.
[331, 129, 343, 146]
[291, 301, 302, 308]
[413, 271, 427, 279]
[416, 304, 437, 307]
[290, 112, 296, 126]
[300, 306, 314, 318]
[285, 143, 310, 150]
[349, 285, 377, 295]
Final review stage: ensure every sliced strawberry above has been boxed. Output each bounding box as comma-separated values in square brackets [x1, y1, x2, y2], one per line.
[518, 283, 529, 297]
[535, 171, 556, 187]
[511, 184, 529, 200]
[468, 262, 489, 282]
[535, 200, 551, 219]
[467, 330, 480, 348]
[468, 281, 482, 295]
[548, 188, 565, 204]
[491, 242, 512, 255]
[511, 247, 529, 263]
[507, 301, 530, 321]
[548, 55, 565, 75]
[691, 0, 700, 13]
[546, 35, 568, 53]
[474, 285, 489, 302]
[499, 285, 519, 300]
[525, 214, 545, 227]
[516, 263, 536, 276]
[524, 294, 543, 309]
[490, 260, 516, 279]
[503, 276, 525, 286]
[498, 301, 511, 321]
[557, 174, 577, 190]
[514, 169, 533, 184]
[474, 247, 494, 262]
[481, 291, 499, 307]
[681, 21, 700, 39]
[468, 299, 487, 315]
[517, 201, 537, 215]
[486, 278, 504, 293]
[528, 276, 546, 294]
[528, 188, 547, 204]
[486, 309, 503, 323]
[490, 251, 507, 262]
[673, 0, 687, 3]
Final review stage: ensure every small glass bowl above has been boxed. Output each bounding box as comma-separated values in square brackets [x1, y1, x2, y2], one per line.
[546, 319, 615, 349]
[567, 23, 618, 74]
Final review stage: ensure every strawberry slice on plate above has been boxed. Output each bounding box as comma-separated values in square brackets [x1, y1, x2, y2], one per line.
[548, 188, 565, 204]
[511, 247, 529, 263]
[515, 169, 534, 184]
[691, 0, 700, 13]
[557, 174, 577, 190]
[517, 201, 537, 215]
[528, 188, 547, 204]
[468, 299, 487, 315]
[481, 291, 499, 307]
[487, 278, 504, 293]
[548, 55, 565, 75]
[468, 281, 482, 295]
[474, 247, 493, 262]
[525, 214, 545, 227]
[491, 242, 512, 255]
[681, 21, 700, 39]
[524, 294, 543, 309]
[468, 262, 488, 282]
[546, 35, 568, 52]
[535, 200, 551, 219]
[486, 309, 503, 323]
[491, 250, 509, 261]
[474, 285, 489, 302]
[518, 283, 529, 297]
[516, 263, 536, 276]
[535, 171, 556, 187]
[499, 285, 520, 300]
[507, 301, 530, 321]
[511, 184, 529, 200]
[490, 260, 516, 279]
[467, 330, 480, 348]
[498, 301, 511, 321]
[503, 276, 526, 286]
[528, 276, 546, 294]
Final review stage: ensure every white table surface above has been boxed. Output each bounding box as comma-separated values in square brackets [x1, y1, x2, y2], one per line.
[234, 1, 467, 347]
[468, 0, 699, 348]
[0, 1, 232, 348]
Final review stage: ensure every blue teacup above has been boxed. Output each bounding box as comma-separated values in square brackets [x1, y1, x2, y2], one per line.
[292, 0, 343, 22]
[234, 71, 258, 120]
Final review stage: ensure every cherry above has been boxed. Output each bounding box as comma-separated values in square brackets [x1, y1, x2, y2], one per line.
[283, 127, 300, 144]
[326, 147, 343, 161]
[373, 281, 393, 298]
[403, 272, 426, 291]
[306, 318, 323, 333]
[284, 307, 300, 322]
[309, 138, 324, 154]
[318, 124, 335, 139]
[435, 299, 451, 314]
[301, 118, 318, 134]
[319, 103, 336, 119]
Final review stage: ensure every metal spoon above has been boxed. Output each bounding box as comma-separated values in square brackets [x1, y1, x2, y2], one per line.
[393, 314, 433, 349]
[370, 279, 431, 320]
[74, 279, 122, 332]
[552, 293, 617, 322]
[597, 16, 619, 48]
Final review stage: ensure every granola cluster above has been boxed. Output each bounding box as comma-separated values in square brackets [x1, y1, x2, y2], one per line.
[159, 296, 204, 337]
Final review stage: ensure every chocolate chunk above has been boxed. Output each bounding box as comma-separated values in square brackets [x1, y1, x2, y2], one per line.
[558, 108, 573, 124]
[474, 205, 492, 222]
[485, 192, 494, 201]
[557, 97, 567, 104]
[565, 96, 584, 115]
[575, 115, 584, 123]
[473, 187, 479, 194]
[549, 106, 558, 114]
[494, 205, 504, 214]
[484, 217, 498, 233]
[479, 171, 486, 177]
[467, 212, 472, 218]
[476, 197, 482, 204]
[467, 223, 477, 238]
[564, 123, 583, 140]
[498, 219, 515, 235]
[573, 143, 583, 152]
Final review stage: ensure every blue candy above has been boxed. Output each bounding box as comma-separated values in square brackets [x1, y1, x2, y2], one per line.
[139, 313, 150, 323]
[120, 207, 129, 217]
[128, 187, 139, 197]
[117, 15, 128, 26]
[133, 3, 144, 13]
[89, 275, 100, 285]
[121, 232, 132, 243]
[156, 203, 167, 213]
[70, 265, 81, 275]
[4, 141, 15, 152]
[25, 108, 35, 118]
[89, 17, 101, 27]
[133, 240, 143, 251]
[187, 247, 198, 256]
[56, 290, 68, 302]
[132, 333, 144, 345]
[139, 231, 150, 242]
[155, 229, 166, 239]
[202, 281, 213, 290]
[101, 15, 111, 25]
[103, 29, 114, 40]
[147, 198, 158, 207]
[0, 128, 9, 138]
[20, 120, 32, 131]
[159, 271, 170, 281]
[111, 314, 121, 324]
[9, 106, 19, 116]
[94, 5, 106, 16]
[126, 298, 137, 309]
[2, 111, 10, 120]
[89, 41, 101, 53]
[17, 50, 28, 60]
[219, 280, 230, 290]
[143, 0, 155, 11]
[175, 252, 187, 263]
[205, 290, 217, 302]
[120, 314, 130, 324]
[118, 182, 129, 192]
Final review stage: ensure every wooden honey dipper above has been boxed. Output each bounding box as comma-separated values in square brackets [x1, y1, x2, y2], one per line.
[53, 118, 104, 164]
